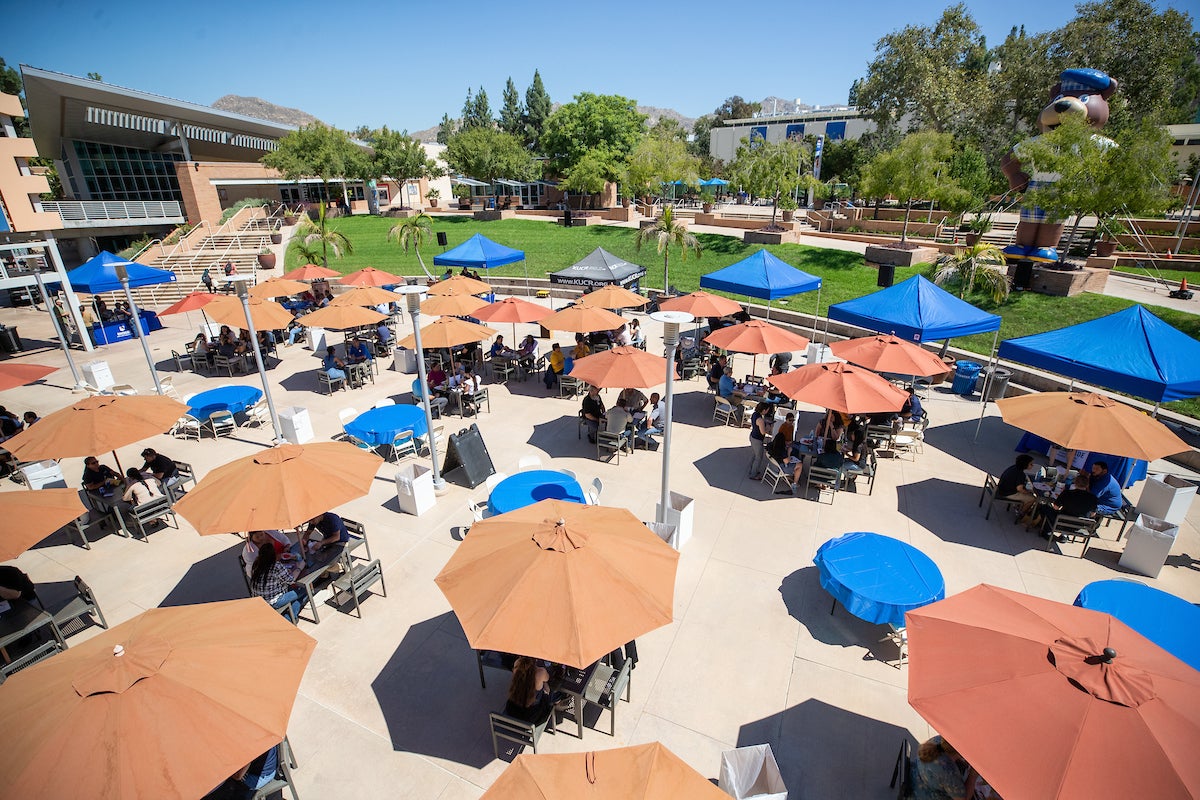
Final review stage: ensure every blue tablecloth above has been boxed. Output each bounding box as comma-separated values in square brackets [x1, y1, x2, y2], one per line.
[187, 385, 263, 419]
[1074, 580, 1200, 672]
[813, 532, 945, 627]
[92, 309, 163, 345]
[344, 404, 428, 447]
[489, 470, 587, 515]
[1015, 432, 1148, 489]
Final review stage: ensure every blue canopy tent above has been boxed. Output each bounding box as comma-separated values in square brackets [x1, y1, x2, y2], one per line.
[432, 234, 525, 270]
[997, 305, 1200, 406]
[699, 178, 729, 187]
[66, 251, 176, 294]
[700, 249, 822, 330]
[826, 275, 1000, 343]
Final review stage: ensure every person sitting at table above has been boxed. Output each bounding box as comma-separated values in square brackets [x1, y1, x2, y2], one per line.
[707, 354, 728, 393]
[517, 335, 538, 374]
[767, 428, 803, 492]
[345, 337, 370, 365]
[840, 424, 871, 482]
[0, 565, 38, 603]
[1088, 461, 1124, 516]
[504, 656, 555, 724]
[748, 402, 774, 480]
[284, 317, 307, 347]
[22, 411, 39, 428]
[242, 530, 294, 576]
[814, 437, 845, 473]
[613, 323, 632, 347]
[764, 365, 788, 405]
[322, 346, 347, 383]
[140, 448, 178, 490]
[305, 510, 350, 551]
[718, 366, 748, 426]
[911, 736, 977, 800]
[618, 387, 648, 416]
[641, 392, 666, 441]
[453, 366, 483, 415]
[581, 385, 606, 443]
[111, 300, 132, 321]
[82, 456, 122, 493]
[248, 542, 304, 620]
[899, 387, 924, 422]
[1037, 472, 1099, 538]
[572, 333, 591, 360]
[489, 334, 514, 360]
[543, 343, 566, 390]
[0, 406, 22, 440]
[777, 412, 796, 445]
[997, 453, 1038, 518]
[377, 322, 393, 348]
[121, 467, 163, 507]
[813, 410, 844, 444]
[426, 361, 448, 392]
[605, 397, 634, 452]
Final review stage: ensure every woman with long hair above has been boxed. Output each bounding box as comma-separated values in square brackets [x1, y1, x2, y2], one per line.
[121, 466, 163, 507]
[249, 538, 303, 620]
[912, 736, 977, 800]
[504, 657, 552, 724]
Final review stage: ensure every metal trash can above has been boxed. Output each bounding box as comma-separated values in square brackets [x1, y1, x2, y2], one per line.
[0, 326, 21, 353]
[951, 361, 982, 395]
[395, 463, 435, 516]
[976, 367, 1012, 401]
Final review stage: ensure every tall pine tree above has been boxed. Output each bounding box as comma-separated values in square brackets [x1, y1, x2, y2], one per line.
[522, 70, 551, 152]
[499, 77, 524, 137]
[470, 87, 493, 128]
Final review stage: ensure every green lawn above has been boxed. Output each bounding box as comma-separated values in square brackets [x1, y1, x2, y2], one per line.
[303, 216, 1200, 417]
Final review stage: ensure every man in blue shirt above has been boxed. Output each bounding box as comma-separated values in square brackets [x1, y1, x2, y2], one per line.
[900, 388, 923, 421]
[307, 511, 350, 550]
[718, 366, 746, 425]
[1088, 461, 1123, 515]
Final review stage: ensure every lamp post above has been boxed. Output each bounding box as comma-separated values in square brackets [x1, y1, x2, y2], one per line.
[229, 276, 284, 443]
[650, 310, 694, 524]
[397, 285, 447, 493]
[114, 263, 163, 395]
[31, 268, 84, 389]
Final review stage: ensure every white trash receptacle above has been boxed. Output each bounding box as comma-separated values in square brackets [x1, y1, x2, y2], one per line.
[719, 744, 787, 800]
[644, 522, 678, 549]
[1137, 474, 1197, 526]
[396, 463, 435, 516]
[394, 347, 417, 373]
[82, 360, 114, 390]
[654, 492, 694, 549]
[1119, 513, 1179, 578]
[306, 327, 327, 352]
[21, 460, 67, 489]
[804, 343, 834, 366]
[278, 406, 314, 445]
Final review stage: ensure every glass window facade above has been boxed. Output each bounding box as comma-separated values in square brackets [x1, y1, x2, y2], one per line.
[71, 140, 183, 201]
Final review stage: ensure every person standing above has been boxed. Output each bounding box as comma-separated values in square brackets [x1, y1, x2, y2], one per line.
[748, 402, 773, 480]
[201, 268, 215, 294]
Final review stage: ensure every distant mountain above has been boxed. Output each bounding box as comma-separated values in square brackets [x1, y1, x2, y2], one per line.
[757, 96, 815, 116]
[211, 95, 324, 128]
[639, 105, 695, 129]
[411, 124, 441, 143]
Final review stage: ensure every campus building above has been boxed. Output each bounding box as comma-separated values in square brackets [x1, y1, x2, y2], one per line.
[708, 106, 876, 162]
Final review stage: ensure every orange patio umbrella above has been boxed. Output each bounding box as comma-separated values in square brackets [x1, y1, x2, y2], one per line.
[482, 743, 729, 800]
[248, 278, 309, 299]
[472, 296, 553, 341]
[0, 598, 315, 799]
[996, 391, 1188, 462]
[570, 346, 668, 389]
[428, 274, 491, 296]
[204, 295, 295, 331]
[769, 361, 908, 415]
[295, 304, 386, 331]
[829, 333, 948, 378]
[173, 442, 381, 535]
[282, 263, 340, 281]
[329, 286, 401, 307]
[397, 317, 498, 350]
[705, 319, 810, 377]
[908, 584, 1200, 800]
[434, 499, 679, 669]
[578, 284, 650, 310]
[0, 363, 58, 392]
[1, 395, 188, 469]
[0, 488, 87, 561]
[157, 292, 219, 316]
[658, 290, 742, 318]
[541, 304, 626, 334]
[339, 266, 402, 287]
[420, 293, 488, 317]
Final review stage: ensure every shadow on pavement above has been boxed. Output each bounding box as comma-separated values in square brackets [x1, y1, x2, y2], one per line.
[158, 542, 247, 607]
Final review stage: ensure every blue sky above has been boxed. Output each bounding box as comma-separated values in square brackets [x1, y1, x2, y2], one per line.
[2, 0, 1195, 132]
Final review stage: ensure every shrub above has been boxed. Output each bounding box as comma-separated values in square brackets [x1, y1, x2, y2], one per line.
[219, 197, 270, 225]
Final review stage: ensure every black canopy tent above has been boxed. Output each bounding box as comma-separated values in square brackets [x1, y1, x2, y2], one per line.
[549, 248, 647, 289]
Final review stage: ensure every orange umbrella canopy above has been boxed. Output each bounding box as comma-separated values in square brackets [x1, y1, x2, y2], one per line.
[421, 293, 488, 317]
[0, 488, 86, 561]
[338, 266, 401, 287]
[157, 292, 218, 316]
[769, 361, 908, 415]
[482, 743, 729, 800]
[471, 296, 553, 324]
[204, 296, 295, 330]
[570, 346, 668, 389]
[397, 317, 498, 350]
[428, 274, 491, 296]
[704, 319, 809, 355]
[173, 442, 381, 535]
[996, 392, 1188, 462]
[0, 599, 315, 799]
[659, 290, 743, 318]
[578, 284, 650, 310]
[908, 584, 1200, 800]
[329, 286, 400, 307]
[282, 263, 340, 281]
[0, 363, 58, 392]
[541, 304, 626, 334]
[435, 499, 679, 669]
[248, 278, 309, 299]
[1, 395, 188, 462]
[296, 304, 386, 330]
[828, 334, 948, 377]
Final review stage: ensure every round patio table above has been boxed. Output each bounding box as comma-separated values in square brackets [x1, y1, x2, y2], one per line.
[343, 404, 428, 447]
[1074, 579, 1200, 671]
[813, 531, 944, 627]
[488, 470, 587, 515]
[187, 385, 263, 419]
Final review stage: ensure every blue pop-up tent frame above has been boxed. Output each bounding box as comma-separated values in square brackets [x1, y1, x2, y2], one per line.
[66, 251, 176, 294]
[433, 234, 525, 269]
[827, 275, 1000, 343]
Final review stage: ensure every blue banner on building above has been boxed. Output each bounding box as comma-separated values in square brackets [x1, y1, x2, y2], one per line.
[785, 124, 805, 141]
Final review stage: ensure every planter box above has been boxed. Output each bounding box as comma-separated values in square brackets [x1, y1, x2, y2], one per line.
[384, 207, 421, 218]
[744, 229, 799, 245]
[864, 244, 938, 267]
[474, 209, 518, 221]
[1022, 265, 1108, 297]
[601, 205, 638, 222]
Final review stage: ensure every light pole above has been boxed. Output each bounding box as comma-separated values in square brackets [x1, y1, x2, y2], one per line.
[114, 263, 163, 395]
[31, 268, 84, 390]
[650, 310, 694, 524]
[397, 285, 447, 493]
[229, 276, 285, 443]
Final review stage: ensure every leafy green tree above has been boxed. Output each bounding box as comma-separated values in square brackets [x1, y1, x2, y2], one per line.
[623, 128, 699, 201]
[691, 96, 762, 162]
[635, 206, 701, 291]
[436, 113, 457, 145]
[443, 127, 537, 184]
[499, 77, 524, 137]
[859, 131, 957, 244]
[86, 72, 103, 82]
[932, 242, 1010, 301]
[726, 138, 813, 228]
[522, 70, 552, 152]
[388, 213, 435, 279]
[713, 96, 762, 120]
[818, 138, 864, 192]
[541, 93, 646, 179]
[359, 128, 443, 211]
[561, 150, 609, 206]
[292, 203, 353, 267]
[263, 123, 360, 201]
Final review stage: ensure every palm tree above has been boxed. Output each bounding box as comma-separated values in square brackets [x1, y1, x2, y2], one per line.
[388, 213, 435, 280]
[634, 205, 701, 292]
[931, 242, 1010, 302]
[294, 202, 353, 266]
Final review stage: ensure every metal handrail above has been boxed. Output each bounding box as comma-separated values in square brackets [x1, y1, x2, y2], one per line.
[129, 238, 162, 263]
[165, 220, 209, 260]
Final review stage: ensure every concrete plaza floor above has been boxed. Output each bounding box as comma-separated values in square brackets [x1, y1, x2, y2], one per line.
[2, 296, 1198, 798]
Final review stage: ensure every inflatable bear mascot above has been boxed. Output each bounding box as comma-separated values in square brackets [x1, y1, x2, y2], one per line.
[1001, 68, 1118, 264]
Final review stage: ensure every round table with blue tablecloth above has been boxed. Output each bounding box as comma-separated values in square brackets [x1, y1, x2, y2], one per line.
[1074, 579, 1200, 672]
[187, 385, 263, 419]
[488, 470, 587, 515]
[813, 531, 945, 627]
[343, 404, 428, 447]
